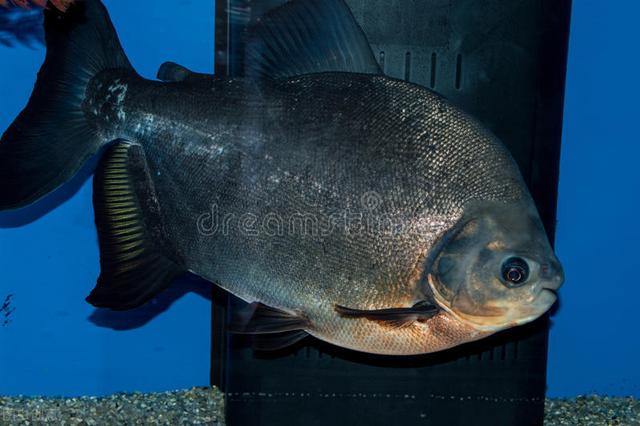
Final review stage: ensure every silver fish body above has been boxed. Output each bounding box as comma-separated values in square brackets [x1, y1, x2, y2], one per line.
[84, 70, 559, 354]
[0, 0, 563, 355]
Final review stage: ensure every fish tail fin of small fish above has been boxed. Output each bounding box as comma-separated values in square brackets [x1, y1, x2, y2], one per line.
[0, 1, 73, 12]
[86, 142, 185, 311]
[0, 0, 133, 211]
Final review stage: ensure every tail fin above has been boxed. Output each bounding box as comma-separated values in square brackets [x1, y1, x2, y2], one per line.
[0, 0, 132, 210]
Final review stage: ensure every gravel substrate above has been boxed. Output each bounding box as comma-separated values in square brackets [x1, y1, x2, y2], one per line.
[0, 388, 225, 425]
[0, 388, 637, 425]
[545, 396, 639, 426]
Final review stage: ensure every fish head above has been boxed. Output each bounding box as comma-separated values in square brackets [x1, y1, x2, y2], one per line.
[427, 200, 564, 332]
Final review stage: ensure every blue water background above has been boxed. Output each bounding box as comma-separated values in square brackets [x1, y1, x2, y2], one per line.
[549, 0, 640, 396]
[0, 0, 214, 396]
[0, 0, 638, 397]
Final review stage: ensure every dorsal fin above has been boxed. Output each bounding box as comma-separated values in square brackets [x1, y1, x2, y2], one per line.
[157, 61, 217, 85]
[157, 61, 194, 82]
[245, 0, 382, 79]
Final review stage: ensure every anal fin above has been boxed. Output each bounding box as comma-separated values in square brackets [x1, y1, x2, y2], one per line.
[86, 142, 184, 310]
[229, 302, 311, 351]
[252, 330, 309, 352]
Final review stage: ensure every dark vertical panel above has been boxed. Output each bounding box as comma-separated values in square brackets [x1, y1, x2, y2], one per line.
[213, 1, 572, 425]
[211, 0, 230, 392]
[455, 53, 462, 90]
[404, 51, 412, 81]
[214, 0, 229, 75]
[430, 52, 437, 89]
[209, 287, 229, 391]
[529, 0, 573, 243]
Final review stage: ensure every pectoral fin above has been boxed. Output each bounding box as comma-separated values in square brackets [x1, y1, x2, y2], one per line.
[335, 301, 440, 329]
[229, 302, 310, 351]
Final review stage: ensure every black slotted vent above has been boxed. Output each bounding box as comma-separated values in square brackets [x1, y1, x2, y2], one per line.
[212, 1, 571, 425]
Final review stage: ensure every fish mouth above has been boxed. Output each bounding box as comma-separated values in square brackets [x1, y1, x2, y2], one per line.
[480, 288, 558, 330]
[428, 275, 559, 332]
[542, 287, 558, 298]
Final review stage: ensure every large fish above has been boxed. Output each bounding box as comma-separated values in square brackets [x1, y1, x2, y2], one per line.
[0, 0, 563, 355]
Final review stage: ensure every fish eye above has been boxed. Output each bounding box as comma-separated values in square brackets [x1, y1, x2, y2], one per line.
[501, 257, 529, 287]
